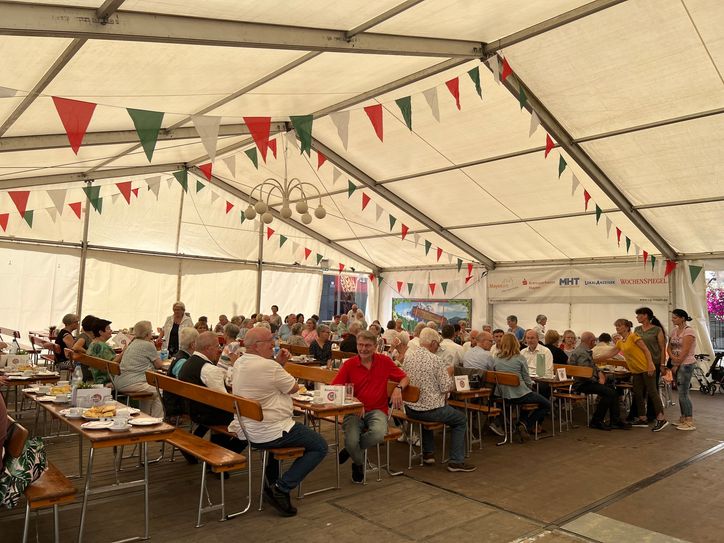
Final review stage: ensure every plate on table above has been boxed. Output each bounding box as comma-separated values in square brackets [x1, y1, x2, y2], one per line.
[81, 420, 114, 430]
[128, 417, 162, 426]
[292, 394, 314, 402]
[36, 371, 58, 376]
[22, 387, 39, 393]
[36, 395, 56, 402]
[116, 407, 140, 417]
[52, 396, 70, 404]
[59, 409, 83, 419]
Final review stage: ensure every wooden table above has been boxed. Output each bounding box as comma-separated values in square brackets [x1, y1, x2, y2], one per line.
[451, 388, 492, 453]
[1, 371, 60, 414]
[35, 399, 174, 543]
[291, 398, 363, 494]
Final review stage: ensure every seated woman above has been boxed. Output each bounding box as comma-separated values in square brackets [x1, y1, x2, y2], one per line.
[86, 317, 122, 386]
[390, 331, 410, 366]
[309, 324, 333, 367]
[543, 330, 569, 365]
[301, 319, 318, 346]
[287, 323, 308, 348]
[53, 313, 80, 372]
[218, 322, 241, 386]
[114, 320, 165, 418]
[70, 315, 98, 382]
[561, 330, 577, 358]
[194, 319, 209, 333]
[493, 333, 551, 441]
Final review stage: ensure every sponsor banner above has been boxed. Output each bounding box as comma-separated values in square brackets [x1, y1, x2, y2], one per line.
[488, 264, 668, 303]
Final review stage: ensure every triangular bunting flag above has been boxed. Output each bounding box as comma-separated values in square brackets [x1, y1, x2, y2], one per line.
[518, 84, 527, 109]
[389, 215, 397, 231]
[166, 177, 173, 189]
[267, 138, 277, 159]
[465, 275, 473, 284]
[445, 77, 461, 110]
[595, 205, 602, 224]
[486, 55, 500, 84]
[375, 203, 383, 222]
[291, 241, 300, 254]
[196, 180, 205, 193]
[429, 283, 436, 295]
[90, 197, 102, 214]
[347, 180, 357, 198]
[46, 207, 58, 223]
[558, 155, 567, 178]
[467, 66, 482, 98]
[651, 255, 656, 271]
[8, 191, 30, 216]
[571, 173, 580, 196]
[529, 109, 540, 136]
[394, 96, 412, 130]
[52, 97, 96, 155]
[46, 189, 67, 214]
[407, 283, 413, 295]
[239, 210, 246, 224]
[338, 263, 345, 273]
[82, 185, 100, 204]
[198, 162, 213, 181]
[422, 87, 441, 122]
[23, 210, 33, 227]
[605, 216, 612, 238]
[316, 253, 324, 265]
[131, 188, 139, 198]
[191, 115, 221, 162]
[424, 240, 432, 256]
[625, 237, 631, 253]
[401, 224, 409, 240]
[244, 148, 259, 169]
[583, 190, 591, 211]
[329, 111, 350, 150]
[243, 117, 271, 162]
[364, 104, 384, 142]
[396, 281, 403, 294]
[116, 181, 132, 204]
[210, 191, 219, 204]
[317, 151, 326, 169]
[643, 251, 649, 266]
[225, 201, 234, 214]
[467, 263, 473, 276]
[279, 234, 288, 248]
[544, 134, 555, 158]
[414, 233, 420, 247]
[635, 244, 641, 260]
[436, 247, 443, 262]
[361, 193, 371, 211]
[441, 282, 448, 294]
[68, 202, 82, 219]
[172, 170, 188, 192]
[222, 155, 236, 177]
[266, 227, 275, 240]
[304, 248, 312, 260]
[457, 258, 463, 272]
[286, 130, 300, 152]
[664, 260, 677, 277]
[368, 273, 375, 283]
[289, 115, 313, 155]
[689, 264, 703, 284]
[447, 253, 453, 265]
[332, 167, 342, 186]
[616, 227, 622, 246]
[0, 87, 17, 97]
[377, 275, 383, 286]
[0, 213, 8, 232]
[501, 58, 513, 81]
[111, 193, 120, 204]
[127, 108, 164, 162]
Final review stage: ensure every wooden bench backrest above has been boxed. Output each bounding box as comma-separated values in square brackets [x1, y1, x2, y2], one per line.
[485, 370, 521, 387]
[73, 353, 121, 376]
[332, 350, 357, 360]
[0, 327, 20, 339]
[145, 370, 263, 422]
[554, 364, 594, 379]
[280, 343, 309, 356]
[386, 381, 420, 403]
[29, 335, 50, 350]
[4, 417, 29, 458]
[284, 362, 337, 384]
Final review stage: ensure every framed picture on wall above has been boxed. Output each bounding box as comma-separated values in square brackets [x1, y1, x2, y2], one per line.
[391, 299, 472, 332]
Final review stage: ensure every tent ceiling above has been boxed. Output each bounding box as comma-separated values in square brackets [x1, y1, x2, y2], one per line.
[0, 0, 722, 271]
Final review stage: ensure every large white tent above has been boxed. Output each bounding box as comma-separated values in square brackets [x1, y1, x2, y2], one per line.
[0, 0, 721, 353]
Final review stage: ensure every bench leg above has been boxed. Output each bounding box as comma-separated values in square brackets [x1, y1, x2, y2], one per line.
[385, 441, 403, 476]
[78, 447, 95, 543]
[258, 450, 268, 511]
[197, 461, 208, 528]
[219, 470, 226, 522]
[54, 504, 60, 543]
[22, 502, 30, 543]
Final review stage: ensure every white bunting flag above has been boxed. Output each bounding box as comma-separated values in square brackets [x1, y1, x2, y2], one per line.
[529, 109, 541, 136]
[634, 244, 641, 261]
[111, 193, 120, 204]
[222, 155, 237, 178]
[192, 115, 221, 162]
[447, 253, 453, 264]
[414, 233, 420, 247]
[166, 177, 173, 189]
[146, 176, 161, 199]
[332, 167, 342, 186]
[210, 191, 220, 204]
[45, 207, 58, 223]
[486, 56, 500, 84]
[46, 188, 67, 214]
[605, 216, 612, 238]
[374, 203, 384, 223]
[0, 86, 17, 98]
[422, 88, 441, 122]
[571, 173, 580, 196]
[291, 241, 300, 255]
[286, 130, 300, 152]
[329, 111, 351, 150]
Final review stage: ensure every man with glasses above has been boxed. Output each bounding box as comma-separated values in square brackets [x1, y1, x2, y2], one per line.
[231, 327, 327, 517]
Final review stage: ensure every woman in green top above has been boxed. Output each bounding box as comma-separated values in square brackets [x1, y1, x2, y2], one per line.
[634, 307, 666, 421]
[86, 318, 122, 386]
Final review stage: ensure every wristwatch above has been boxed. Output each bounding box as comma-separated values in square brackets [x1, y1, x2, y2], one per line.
[395, 384, 403, 390]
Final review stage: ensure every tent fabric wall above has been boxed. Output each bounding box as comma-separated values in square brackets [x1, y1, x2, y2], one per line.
[0, 242, 79, 339]
[260, 268, 323, 319]
[674, 260, 714, 363]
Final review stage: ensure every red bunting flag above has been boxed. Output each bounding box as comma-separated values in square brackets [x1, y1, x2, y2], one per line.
[317, 152, 326, 169]
[198, 162, 213, 181]
[116, 182, 132, 204]
[0, 213, 8, 232]
[361, 193, 371, 211]
[267, 138, 277, 159]
[338, 263, 345, 273]
[131, 188, 139, 198]
[304, 248, 312, 260]
[544, 134, 555, 158]
[225, 201, 234, 214]
[616, 227, 622, 246]
[8, 191, 30, 217]
[465, 275, 473, 284]
[467, 263, 473, 276]
[445, 77, 461, 110]
[243, 117, 271, 162]
[643, 251, 649, 265]
[664, 260, 677, 277]
[368, 273, 375, 283]
[265, 227, 275, 240]
[364, 104, 384, 142]
[429, 283, 436, 295]
[501, 58, 513, 81]
[52, 97, 97, 155]
[401, 224, 409, 240]
[68, 202, 82, 219]
[397, 281, 403, 293]
[436, 247, 443, 262]
[583, 190, 591, 211]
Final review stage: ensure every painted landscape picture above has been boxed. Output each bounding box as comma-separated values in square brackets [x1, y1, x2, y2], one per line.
[391, 299, 472, 332]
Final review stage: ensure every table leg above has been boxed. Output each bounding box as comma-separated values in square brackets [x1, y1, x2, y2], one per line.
[143, 442, 149, 540]
[334, 415, 340, 489]
[77, 447, 95, 543]
[78, 434, 83, 478]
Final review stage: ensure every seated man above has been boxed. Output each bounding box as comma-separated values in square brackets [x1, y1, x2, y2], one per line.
[332, 330, 408, 483]
[404, 329, 475, 472]
[521, 329, 554, 397]
[439, 324, 464, 366]
[231, 327, 327, 517]
[278, 314, 296, 342]
[569, 331, 630, 430]
[339, 321, 361, 353]
[462, 331, 495, 371]
[178, 332, 246, 454]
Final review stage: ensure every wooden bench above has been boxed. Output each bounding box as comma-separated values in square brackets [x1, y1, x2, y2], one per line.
[3, 418, 77, 543]
[0, 326, 32, 352]
[145, 371, 257, 526]
[29, 335, 55, 367]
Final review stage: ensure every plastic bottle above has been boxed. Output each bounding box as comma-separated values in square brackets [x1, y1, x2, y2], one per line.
[273, 338, 280, 358]
[72, 364, 84, 387]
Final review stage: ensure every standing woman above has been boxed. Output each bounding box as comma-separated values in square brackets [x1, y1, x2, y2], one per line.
[634, 307, 667, 420]
[533, 315, 547, 343]
[668, 309, 697, 430]
[158, 302, 194, 358]
[598, 319, 668, 431]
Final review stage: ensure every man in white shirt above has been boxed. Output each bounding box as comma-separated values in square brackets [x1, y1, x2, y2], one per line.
[490, 329, 505, 357]
[231, 327, 328, 517]
[462, 331, 495, 371]
[408, 322, 426, 351]
[462, 329, 480, 354]
[439, 324, 464, 366]
[346, 303, 359, 320]
[521, 329, 554, 397]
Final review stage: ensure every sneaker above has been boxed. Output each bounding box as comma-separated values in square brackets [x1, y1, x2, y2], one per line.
[351, 463, 364, 484]
[631, 419, 650, 428]
[671, 418, 686, 428]
[676, 422, 696, 431]
[338, 448, 350, 465]
[488, 422, 504, 437]
[263, 484, 297, 517]
[422, 453, 435, 465]
[410, 433, 421, 447]
[517, 422, 530, 442]
[652, 419, 669, 432]
[590, 420, 611, 431]
[447, 462, 477, 473]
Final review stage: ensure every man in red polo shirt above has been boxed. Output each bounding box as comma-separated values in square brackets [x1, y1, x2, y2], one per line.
[332, 330, 408, 483]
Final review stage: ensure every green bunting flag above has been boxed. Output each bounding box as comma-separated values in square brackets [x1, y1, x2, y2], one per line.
[407, 282, 413, 295]
[625, 237, 631, 253]
[244, 148, 258, 169]
[689, 264, 703, 284]
[595, 205, 602, 224]
[558, 155, 567, 178]
[518, 84, 527, 109]
[377, 275, 383, 286]
[457, 258, 463, 272]
[82, 186, 103, 213]
[240, 210, 246, 224]
[290, 115, 313, 156]
[127, 108, 164, 162]
[279, 235, 288, 248]
[90, 197, 103, 214]
[316, 253, 324, 265]
[467, 66, 482, 98]
[651, 255, 656, 270]
[389, 215, 397, 231]
[172, 170, 188, 192]
[424, 240, 432, 255]
[196, 180, 205, 192]
[347, 180, 357, 198]
[23, 210, 33, 227]
[394, 96, 412, 130]
[441, 281, 448, 294]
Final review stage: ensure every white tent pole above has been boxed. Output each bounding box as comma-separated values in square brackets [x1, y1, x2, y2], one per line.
[256, 220, 264, 315]
[75, 181, 93, 318]
[174, 185, 185, 301]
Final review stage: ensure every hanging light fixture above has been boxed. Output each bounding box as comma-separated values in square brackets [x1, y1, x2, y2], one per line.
[243, 137, 326, 225]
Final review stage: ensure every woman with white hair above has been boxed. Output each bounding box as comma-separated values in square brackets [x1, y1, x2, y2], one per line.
[157, 301, 194, 358]
[116, 320, 165, 418]
[533, 315, 547, 343]
[390, 331, 410, 366]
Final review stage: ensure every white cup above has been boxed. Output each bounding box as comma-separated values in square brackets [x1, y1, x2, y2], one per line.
[38, 385, 51, 394]
[69, 407, 82, 417]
